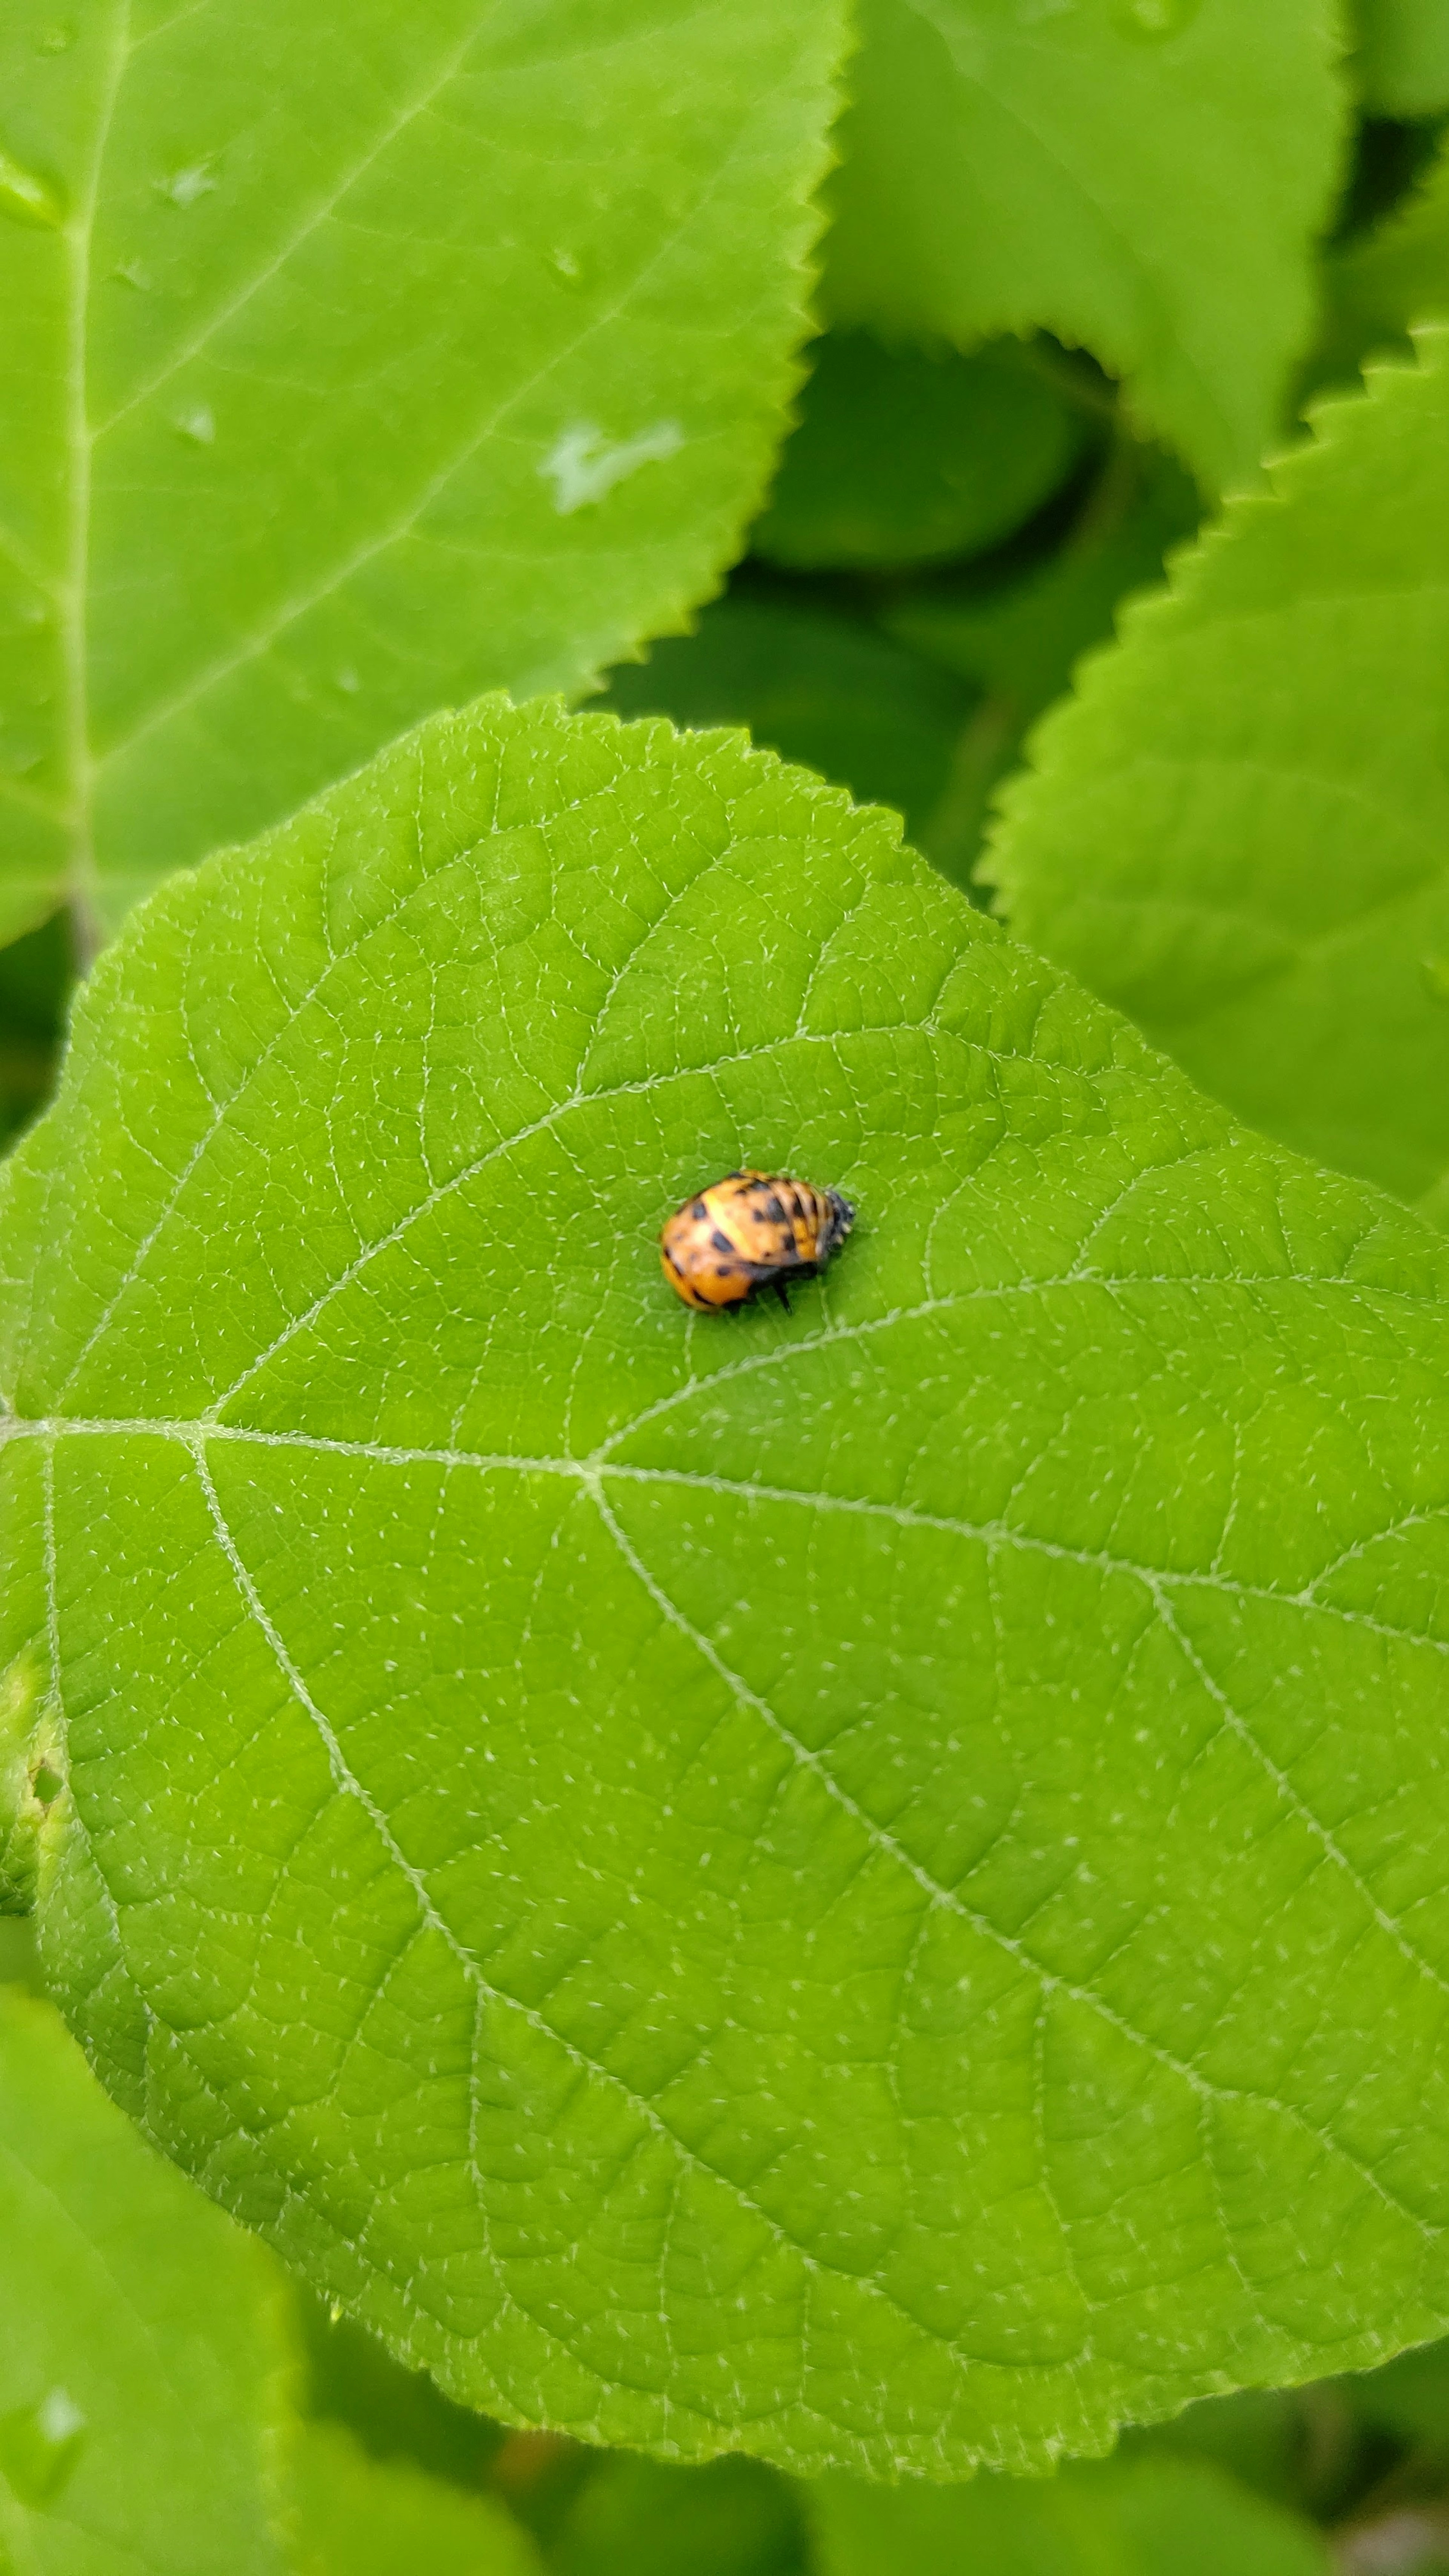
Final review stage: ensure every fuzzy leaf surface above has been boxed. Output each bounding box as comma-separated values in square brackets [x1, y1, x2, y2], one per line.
[989, 328, 1449, 1221]
[0, 0, 842, 942]
[0, 1988, 291, 2576]
[820, 0, 1340, 495]
[5, 698, 1449, 2476]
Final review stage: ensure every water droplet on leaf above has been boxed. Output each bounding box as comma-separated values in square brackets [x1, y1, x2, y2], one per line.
[1114, 0, 1200, 32]
[109, 260, 152, 292]
[0, 2388, 86, 2508]
[174, 404, 215, 445]
[0, 148, 63, 230]
[540, 418, 684, 514]
[156, 164, 215, 209]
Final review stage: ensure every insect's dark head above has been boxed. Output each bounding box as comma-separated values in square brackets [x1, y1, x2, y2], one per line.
[823, 1189, 855, 1252]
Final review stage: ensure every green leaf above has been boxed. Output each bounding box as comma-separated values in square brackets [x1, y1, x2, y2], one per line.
[292, 2422, 538, 2576]
[0, 0, 844, 946]
[880, 438, 1200, 889]
[884, 442, 1200, 720]
[0, 1986, 292, 2574]
[555, 2455, 804, 2576]
[820, 0, 1343, 495]
[987, 327, 1449, 1221]
[600, 592, 976, 846]
[750, 333, 1087, 573]
[1349, 0, 1449, 113]
[807, 2457, 1331, 2576]
[6, 694, 1449, 2478]
[0, 914, 70, 1149]
[1314, 141, 1449, 394]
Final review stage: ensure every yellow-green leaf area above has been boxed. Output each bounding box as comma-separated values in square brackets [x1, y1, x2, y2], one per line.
[0, 1988, 291, 2576]
[808, 2455, 1330, 2576]
[0, 0, 844, 943]
[821, 0, 1341, 494]
[5, 697, 1449, 2477]
[988, 327, 1449, 1224]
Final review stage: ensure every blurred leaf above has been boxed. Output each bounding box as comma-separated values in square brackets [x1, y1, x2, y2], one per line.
[989, 324, 1449, 1219]
[555, 2455, 805, 2576]
[751, 333, 1088, 572]
[0, 1987, 291, 2574]
[1122, 2387, 1314, 2516]
[7, 696, 1449, 2479]
[1350, 1, 1449, 113]
[887, 440, 1201, 719]
[601, 592, 976, 840]
[300, 2302, 507, 2499]
[0, 915, 72, 1150]
[1341, 2336, 1449, 2450]
[807, 2456, 1331, 2576]
[885, 440, 1200, 887]
[1314, 137, 1449, 392]
[293, 2421, 539, 2576]
[0, 0, 846, 943]
[821, 0, 1342, 493]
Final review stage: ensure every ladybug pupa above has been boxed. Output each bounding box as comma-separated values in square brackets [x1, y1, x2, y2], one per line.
[659, 1170, 855, 1313]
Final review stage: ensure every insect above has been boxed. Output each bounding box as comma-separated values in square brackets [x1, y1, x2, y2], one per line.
[659, 1170, 855, 1312]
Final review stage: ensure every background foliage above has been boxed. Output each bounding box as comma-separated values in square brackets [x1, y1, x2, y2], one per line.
[8, 0, 1449, 2569]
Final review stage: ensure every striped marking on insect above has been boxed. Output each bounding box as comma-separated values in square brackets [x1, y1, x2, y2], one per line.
[659, 1169, 855, 1313]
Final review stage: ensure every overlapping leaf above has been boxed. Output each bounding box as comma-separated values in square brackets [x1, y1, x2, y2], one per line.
[750, 333, 1085, 572]
[820, 0, 1341, 494]
[601, 593, 975, 849]
[1350, 0, 1449, 113]
[292, 2422, 539, 2576]
[808, 2457, 1329, 2576]
[1314, 140, 1449, 393]
[5, 697, 1449, 2479]
[0, 1987, 291, 2575]
[0, 0, 844, 943]
[989, 327, 1449, 1221]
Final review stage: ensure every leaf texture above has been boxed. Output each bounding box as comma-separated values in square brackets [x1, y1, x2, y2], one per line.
[0, 0, 844, 942]
[988, 326, 1449, 1222]
[5, 698, 1449, 2476]
[820, 0, 1343, 495]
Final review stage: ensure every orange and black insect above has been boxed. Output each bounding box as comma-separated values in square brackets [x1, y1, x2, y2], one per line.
[659, 1170, 855, 1313]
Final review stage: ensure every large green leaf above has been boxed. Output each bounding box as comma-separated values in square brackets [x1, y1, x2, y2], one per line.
[0, 1986, 291, 2575]
[807, 2457, 1330, 2576]
[988, 327, 1449, 1221]
[820, 0, 1342, 495]
[5, 695, 1449, 2478]
[0, 0, 843, 946]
